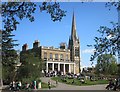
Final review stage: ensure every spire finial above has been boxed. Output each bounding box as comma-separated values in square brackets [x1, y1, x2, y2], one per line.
[71, 11, 77, 40]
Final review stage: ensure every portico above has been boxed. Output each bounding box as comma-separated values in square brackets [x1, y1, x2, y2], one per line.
[46, 61, 76, 74]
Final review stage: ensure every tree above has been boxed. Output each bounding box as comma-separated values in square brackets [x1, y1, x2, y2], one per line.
[89, 2, 120, 76]
[95, 54, 118, 75]
[0, 31, 2, 86]
[17, 53, 44, 81]
[89, 2, 120, 64]
[90, 22, 119, 61]
[1, 2, 66, 32]
[2, 30, 18, 65]
[1, 2, 66, 84]
[2, 29, 18, 84]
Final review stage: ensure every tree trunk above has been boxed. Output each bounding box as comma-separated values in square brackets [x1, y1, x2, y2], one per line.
[0, 78, 3, 87]
[117, 2, 120, 65]
[117, 64, 120, 76]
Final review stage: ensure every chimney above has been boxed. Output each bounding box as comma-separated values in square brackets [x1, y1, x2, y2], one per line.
[60, 42, 66, 49]
[22, 43, 28, 51]
[33, 40, 40, 48]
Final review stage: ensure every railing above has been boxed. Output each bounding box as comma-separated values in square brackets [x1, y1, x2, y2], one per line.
[44, 58, 71, 62]
[42, 46, 70, 52]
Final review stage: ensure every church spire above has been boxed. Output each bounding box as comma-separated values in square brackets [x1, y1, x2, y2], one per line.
[68, 12, 80, 73]
[71, 12, 77, 41]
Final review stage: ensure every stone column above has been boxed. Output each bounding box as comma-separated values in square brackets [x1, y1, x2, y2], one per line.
[46, 62, 48, 73]
[69, 64, 71, 73]
[58, 63, 60, 71]
[52, 63, 54, 71]
[64, 64, 65, 74]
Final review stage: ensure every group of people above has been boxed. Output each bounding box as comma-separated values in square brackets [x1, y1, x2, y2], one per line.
[45, 70, 69, 77]
[45, 70, 58, 77]
[9, 80, 38, 91]
[106, 78, 120, 91]
[9, 81, 22, 91]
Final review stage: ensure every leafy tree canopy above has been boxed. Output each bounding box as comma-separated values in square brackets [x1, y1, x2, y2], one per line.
[17, 53, 45, 80]
[1, 2, 66, 31]
[90, 22, 120, 61]
[89, 2, 120, 62]
[1, 2, 66, 65]
[95, 54, 118, 75]
[1, 1, 66, 84]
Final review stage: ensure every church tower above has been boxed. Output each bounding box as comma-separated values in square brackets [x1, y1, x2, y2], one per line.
[68, 12, 80, 74]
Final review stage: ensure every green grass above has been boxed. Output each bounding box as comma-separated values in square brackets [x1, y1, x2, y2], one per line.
[41, 82, 49, 88]
[41, 82, 55, 89]
[51, 77, 108, 86]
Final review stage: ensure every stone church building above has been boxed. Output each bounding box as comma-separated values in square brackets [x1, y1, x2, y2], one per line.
[20, 13, 81, 74]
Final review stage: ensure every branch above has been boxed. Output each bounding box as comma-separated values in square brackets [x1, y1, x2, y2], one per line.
[5, 2, 25, 13]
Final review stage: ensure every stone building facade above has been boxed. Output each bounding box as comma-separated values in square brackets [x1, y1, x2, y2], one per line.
[20, 13, 80, 74]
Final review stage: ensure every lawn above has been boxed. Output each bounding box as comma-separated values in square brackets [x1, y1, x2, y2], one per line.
[41, 82, 55, 89]
[51, 77, 109, 86]
[41, 82, 49, 88]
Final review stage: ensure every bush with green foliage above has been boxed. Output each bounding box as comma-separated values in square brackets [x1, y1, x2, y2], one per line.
[16, 53, 45, 81]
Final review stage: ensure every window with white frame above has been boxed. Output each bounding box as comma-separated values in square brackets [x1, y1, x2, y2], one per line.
[50, 53, 53, 59]
[55, 54, 58, 60]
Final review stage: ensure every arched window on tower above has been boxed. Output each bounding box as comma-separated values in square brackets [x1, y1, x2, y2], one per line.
[75, 47, 79, 57]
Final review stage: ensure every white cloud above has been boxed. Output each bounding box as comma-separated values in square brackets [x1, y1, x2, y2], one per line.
[82, 49, 95, 54]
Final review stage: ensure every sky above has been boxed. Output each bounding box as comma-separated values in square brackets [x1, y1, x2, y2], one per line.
[11, 2, 118, 68]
